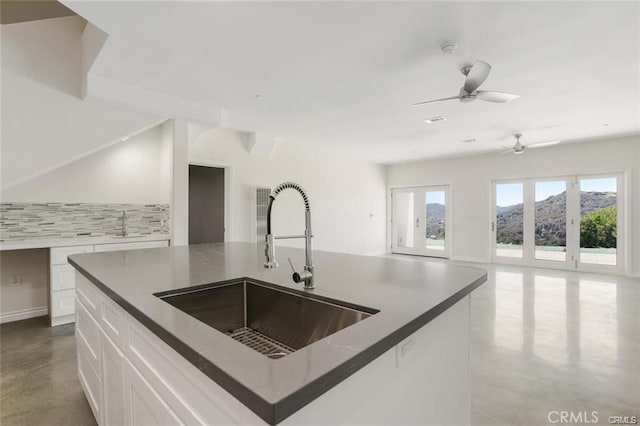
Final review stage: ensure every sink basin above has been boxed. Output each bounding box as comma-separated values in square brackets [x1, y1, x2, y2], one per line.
[155, 279, 378, 359]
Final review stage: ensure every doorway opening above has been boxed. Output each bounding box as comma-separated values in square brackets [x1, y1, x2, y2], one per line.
[188, 165, 225, 244]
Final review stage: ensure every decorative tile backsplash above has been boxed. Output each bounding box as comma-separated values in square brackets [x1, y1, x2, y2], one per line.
[0, 203, 170, 242]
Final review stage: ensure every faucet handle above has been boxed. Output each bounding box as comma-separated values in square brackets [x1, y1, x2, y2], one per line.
[287, 257, 296, 273]
[287, 257, 312, 284]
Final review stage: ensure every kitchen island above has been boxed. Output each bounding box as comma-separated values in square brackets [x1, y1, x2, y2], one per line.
[69, 242, 486, 425]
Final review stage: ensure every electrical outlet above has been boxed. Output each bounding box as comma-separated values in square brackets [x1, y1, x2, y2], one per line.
[396, 338, 415, 368]
[10, 274, 22, 287]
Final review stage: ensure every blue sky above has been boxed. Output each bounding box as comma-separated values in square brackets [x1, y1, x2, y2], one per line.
[496, 178, 617, 207]
[426, 191, 445, 205]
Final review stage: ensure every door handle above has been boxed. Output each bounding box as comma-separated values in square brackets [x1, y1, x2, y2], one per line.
[415, 218, 419, 228]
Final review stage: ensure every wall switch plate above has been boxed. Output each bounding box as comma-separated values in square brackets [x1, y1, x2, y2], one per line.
[10, 274, 22, 287]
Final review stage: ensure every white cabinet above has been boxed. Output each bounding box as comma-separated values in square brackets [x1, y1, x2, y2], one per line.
[52, 289, 76, 318]
[101, 332, 125, 426]
[76, 299, 102, 422]
[75, 272, 240, 426]
[122, 359, 182, 426]
[51, 245, 94, 326]
[50, 240, 168, 326]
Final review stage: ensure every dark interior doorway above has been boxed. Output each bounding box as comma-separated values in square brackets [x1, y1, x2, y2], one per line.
[189, 165, 225, 244]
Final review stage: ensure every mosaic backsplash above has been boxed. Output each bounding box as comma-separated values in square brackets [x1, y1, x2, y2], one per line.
[0, 203, 170, 242]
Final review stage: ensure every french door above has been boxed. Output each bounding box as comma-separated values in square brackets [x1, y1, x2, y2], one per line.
[391, 186, 451, 258]
[492, 174, 623, 273]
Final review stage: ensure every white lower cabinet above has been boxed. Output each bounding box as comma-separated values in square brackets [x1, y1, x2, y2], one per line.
[75, 271, 471, 426]
[51, 240, 168, 326]
[123, 359, 182, 426]
[75, 272, 239, 426]
[101, 332, 125, 426]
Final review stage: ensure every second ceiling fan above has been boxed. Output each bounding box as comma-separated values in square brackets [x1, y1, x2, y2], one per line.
[413, 61, 520, 106]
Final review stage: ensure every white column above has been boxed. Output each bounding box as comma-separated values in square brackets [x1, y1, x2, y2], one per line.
[170, 119, 189, 246]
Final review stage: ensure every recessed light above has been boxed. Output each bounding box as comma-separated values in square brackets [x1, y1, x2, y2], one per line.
[462, 138, 476, 143]
[425, 116, 447, 124]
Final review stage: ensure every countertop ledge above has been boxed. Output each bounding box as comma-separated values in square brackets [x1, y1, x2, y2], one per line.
[0, 234, 170, 251]
[68, 242, 487, 425]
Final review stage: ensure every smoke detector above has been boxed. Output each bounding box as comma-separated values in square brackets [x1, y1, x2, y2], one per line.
[441, 43, 458, 55]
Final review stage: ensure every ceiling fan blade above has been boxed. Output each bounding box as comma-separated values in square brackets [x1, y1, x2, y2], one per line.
[412, 96, 460, 106]
[526, 140, 561, 149]
[477, 91, 520, 103]
[463, 61, 491, 93]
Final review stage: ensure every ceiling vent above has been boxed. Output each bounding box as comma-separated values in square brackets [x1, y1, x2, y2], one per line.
[424, 116, 447, 124]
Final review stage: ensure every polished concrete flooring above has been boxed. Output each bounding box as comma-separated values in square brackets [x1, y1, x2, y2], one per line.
[468, 264, 639, 425]
[0, 317, 96, 425]
[0, 263, 638, 425]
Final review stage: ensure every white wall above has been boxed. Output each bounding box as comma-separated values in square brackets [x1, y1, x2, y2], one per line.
[189, 128, 387, 255]
[1, 124, 172, 204]
[0, 249, 49, 322]
[386, 136, 640, 276]
[0, 16, 162, 190]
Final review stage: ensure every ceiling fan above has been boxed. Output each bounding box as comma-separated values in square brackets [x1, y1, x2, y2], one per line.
[413, 61, 520, 106]
[501, 133, 560, 155]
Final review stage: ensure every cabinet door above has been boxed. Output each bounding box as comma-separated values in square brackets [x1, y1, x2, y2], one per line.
[102, 332, 125, 426]
[123, 359, 181, 426]
[77, 316, 102, 423]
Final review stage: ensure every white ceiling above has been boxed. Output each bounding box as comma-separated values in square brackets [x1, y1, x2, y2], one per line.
[64, 1, 639, 163]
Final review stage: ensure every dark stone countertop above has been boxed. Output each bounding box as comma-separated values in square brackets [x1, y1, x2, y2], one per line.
[69, 242, 486, 424]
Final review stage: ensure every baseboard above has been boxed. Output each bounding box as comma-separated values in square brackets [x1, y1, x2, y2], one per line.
[0, 306, 48, 324]
[450, 256, 489, 264]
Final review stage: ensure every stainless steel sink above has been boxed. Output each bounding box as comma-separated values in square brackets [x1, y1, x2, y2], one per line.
[155, 279, 378, 359]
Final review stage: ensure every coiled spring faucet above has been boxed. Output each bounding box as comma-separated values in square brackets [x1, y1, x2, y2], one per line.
[264, 182, 314, 289]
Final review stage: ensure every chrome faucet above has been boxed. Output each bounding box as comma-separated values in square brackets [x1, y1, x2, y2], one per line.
[264, 182, 314, 289]
[120, 210, 127, 237]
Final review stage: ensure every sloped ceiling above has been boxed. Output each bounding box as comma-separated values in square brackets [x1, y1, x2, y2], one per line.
[0, 16, 163, 191]
[62, 2, 640, 162]
[1, 0, 76, 25]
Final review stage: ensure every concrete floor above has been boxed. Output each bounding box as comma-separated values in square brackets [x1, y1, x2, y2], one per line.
[0, 263, 638, 425]
[0, 317, 95, 426]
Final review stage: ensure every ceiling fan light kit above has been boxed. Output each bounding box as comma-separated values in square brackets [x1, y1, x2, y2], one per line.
[413, 60, 520, 106]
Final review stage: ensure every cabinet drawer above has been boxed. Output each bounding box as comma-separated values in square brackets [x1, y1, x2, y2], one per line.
[51, 245, 93, 265]
[76, 273, 101, 320]
[101, 298, 125, 350]
[52, 289, 75, 317]
[51, 264, 76, 291]
[94, 240, 168, 253]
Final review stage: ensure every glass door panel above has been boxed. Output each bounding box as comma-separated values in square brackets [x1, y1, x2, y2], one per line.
[392, 186, 450, 258]
[425, 190, 446, 252]
[534, 180, 567, 261]
[579, 177, 618, 266]
[393, 190, 415, 252]
[495, 183, 524, 258]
